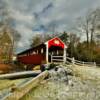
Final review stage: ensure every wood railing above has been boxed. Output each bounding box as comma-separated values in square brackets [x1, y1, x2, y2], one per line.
[51, 55, 97, 67]
[2, 71, 49, 100]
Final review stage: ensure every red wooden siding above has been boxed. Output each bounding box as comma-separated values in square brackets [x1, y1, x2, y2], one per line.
[17, 54, 45, 65]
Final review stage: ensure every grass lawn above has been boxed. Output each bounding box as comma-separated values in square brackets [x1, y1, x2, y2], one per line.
[0, 78, 28, 90]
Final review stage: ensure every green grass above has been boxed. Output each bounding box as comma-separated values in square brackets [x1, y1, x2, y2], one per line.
[0, 79, 26, 90]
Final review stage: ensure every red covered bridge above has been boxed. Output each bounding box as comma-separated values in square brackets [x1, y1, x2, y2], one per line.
[17, 37, 67, 65]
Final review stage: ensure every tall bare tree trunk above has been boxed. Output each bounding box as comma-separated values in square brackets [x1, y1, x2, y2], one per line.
[90, 28, 94, 43]
[90, 14, 96, 43]
[86, 20, 89, 46]
[86, 30, 89, 45]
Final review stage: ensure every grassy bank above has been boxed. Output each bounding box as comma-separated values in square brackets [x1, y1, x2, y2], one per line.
[21, 64, 100, 100]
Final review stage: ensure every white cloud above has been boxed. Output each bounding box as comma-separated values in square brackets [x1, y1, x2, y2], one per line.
[10, 10, 33, 22]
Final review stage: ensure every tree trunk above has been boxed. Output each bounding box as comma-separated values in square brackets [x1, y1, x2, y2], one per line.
[86, 19, 89, 46]
[90, 29, 94, 43]
[86, 30, 89, 45]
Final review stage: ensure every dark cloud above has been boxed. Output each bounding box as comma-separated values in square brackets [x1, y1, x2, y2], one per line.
[0, 0, 100, 52]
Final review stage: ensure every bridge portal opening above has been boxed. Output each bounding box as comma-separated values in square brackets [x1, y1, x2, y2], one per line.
[45, 37, 67, 63]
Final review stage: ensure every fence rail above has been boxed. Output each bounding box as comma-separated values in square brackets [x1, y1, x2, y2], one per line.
[3, 71, 49, 100]
[51, 55, 97, 67]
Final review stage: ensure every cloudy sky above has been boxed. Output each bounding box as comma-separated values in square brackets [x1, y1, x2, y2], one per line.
[1, 0, 100, 52]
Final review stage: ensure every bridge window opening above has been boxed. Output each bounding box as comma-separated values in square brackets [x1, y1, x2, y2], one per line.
[41, 48, 43, 54]
[37, 50, 38, 54]
[33, 51, 36, 54]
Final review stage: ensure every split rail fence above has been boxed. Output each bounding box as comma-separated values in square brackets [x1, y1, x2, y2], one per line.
[51, 55, 97, 67]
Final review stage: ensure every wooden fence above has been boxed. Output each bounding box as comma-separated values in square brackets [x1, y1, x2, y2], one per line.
[2, 71, 49, 100]
[51, 55, 97, 67]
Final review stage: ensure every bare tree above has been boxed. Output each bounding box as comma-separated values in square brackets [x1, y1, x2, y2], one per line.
[0, 1, 21, 61]
[76, 8, 100, 46]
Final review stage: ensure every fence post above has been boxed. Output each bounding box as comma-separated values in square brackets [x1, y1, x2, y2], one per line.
[94, 62, 96, 67]
[83, 62, 84, 66]
[72, 57, 75, 65]
[63, 47, 66, 64]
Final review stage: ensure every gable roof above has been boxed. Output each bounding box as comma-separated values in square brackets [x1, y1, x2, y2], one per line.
[17, 37, 67, 55]
[45, 37, 67, 48]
